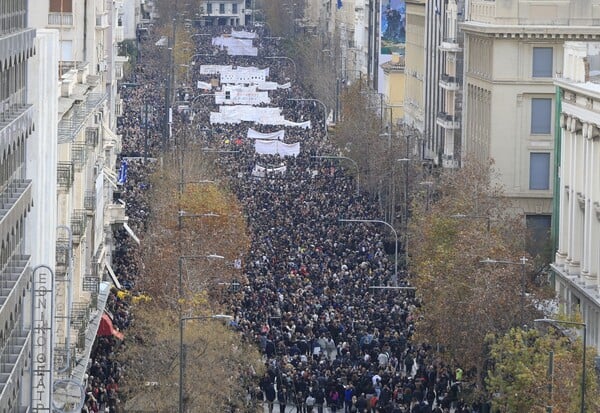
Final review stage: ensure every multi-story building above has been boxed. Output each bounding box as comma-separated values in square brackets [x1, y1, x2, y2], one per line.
[26, 0, 125, 406]
[437, 0, 464, 168]
[461, 0, 600, 240]
[552, 41, 600, 352]
[404, 0, 464, 166]
[404, 1, 425, 132]
[0, 1, 37, 409]
[199, 0, 249, 26]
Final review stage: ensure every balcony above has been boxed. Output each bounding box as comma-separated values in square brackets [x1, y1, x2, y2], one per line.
[0, 254, 31, 320]
[96, 12, 109, 29]
[439, 37, 462, 53]
[0, 314, 30, 409]
[84, 191, 96, 214]
[48, 12, 74, 26]
[107, 203, 126, 224]
[439, 74, 461, 91]
[57, 162, 74, 190]
[83, 274, 99, 292]
[437, 112, 461, 129]
[71, 143, 87, 170]
[0, 175, 31, 213]
[58, 93, 106, 144]
[71, 210, 88, 243]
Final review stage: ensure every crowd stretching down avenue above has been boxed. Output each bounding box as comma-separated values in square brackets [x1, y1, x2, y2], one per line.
[81, 21, 476, 413]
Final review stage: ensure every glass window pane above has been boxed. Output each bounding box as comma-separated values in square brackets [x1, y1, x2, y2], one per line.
[531, 98, 552, 134]
[529, 152, 550, 190]
[533, 47, 553, 77]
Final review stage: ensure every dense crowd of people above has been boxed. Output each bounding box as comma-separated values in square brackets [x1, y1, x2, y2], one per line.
[81, 20, 488, 413]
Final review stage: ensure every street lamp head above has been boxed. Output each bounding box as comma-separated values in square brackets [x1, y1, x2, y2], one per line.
[396, 158, 410, 162]
[206, 254, 225, 260]
[479, 258, 496, 264]
[210, 314, 233, 320]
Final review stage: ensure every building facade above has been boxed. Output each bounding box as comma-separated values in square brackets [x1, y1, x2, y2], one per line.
[553, 41, 600, 352]
[404, 0, 425, 132]
[199, 0, 249, 26]
[437, 0, 464, 168]
[27, 0, 125, 407]
[461, 0, 600, 237]
[0, 0, 37, 409]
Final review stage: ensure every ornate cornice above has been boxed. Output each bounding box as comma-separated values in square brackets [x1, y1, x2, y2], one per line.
[461, 22, 600, 41]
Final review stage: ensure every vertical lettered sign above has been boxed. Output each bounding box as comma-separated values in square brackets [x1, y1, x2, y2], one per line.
[31, 265, 54, 412]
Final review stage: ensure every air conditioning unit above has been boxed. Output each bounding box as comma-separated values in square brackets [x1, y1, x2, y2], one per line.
[98, 61, 108, 72]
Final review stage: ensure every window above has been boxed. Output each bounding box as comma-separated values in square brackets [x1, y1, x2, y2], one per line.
[526, 214, 551, 257]
[532, 47, 553, 78]
[529, 152, 550, 190]
[207, 3, 212, 14]
[531, 98, 552, 134]
[49, 0, 72, 12]
[220, 3, 225, 13]
[232, 3, 237, 13]
[60, 40, 73, 61]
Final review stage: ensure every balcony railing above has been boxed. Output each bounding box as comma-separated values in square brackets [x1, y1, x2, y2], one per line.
[48, 12, 74, 26]
[440, 74, 461, 91]
[72, 143, 87, 169]
[83, 274, 99, 292]
[84, 191, 96, 213]
[70, 210, 88, 242]
[437, 112, 461, 129]
[57, 162, 74, 189]
[440, 37, 462, 53]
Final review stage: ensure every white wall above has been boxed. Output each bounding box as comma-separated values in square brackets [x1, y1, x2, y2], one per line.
[26, 29, 59, 274]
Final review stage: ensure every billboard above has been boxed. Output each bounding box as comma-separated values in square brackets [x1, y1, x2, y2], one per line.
[378, 0, 406, 92]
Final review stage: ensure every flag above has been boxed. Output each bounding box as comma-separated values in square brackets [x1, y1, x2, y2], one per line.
[117, 160, 128, 185]
[337, 0, 342, 9]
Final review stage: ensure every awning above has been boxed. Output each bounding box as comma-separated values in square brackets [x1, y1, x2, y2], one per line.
[105, 262, 122, 290]
[98, 312, 124, 340]
[123, 222, 140, 245]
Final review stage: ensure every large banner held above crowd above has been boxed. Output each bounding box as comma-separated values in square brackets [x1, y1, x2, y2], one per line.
[254, 140, 300, 157]
[247, 128, 285, 140]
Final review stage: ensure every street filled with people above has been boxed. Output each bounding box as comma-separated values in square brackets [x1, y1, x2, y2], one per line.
[82, 21, 481, 413]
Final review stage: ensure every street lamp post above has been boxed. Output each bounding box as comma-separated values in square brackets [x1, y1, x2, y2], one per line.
[396, 158, 414, 263]
[179, 314, 233, 413]
[287, 98, 328, 139]
[311, 155, 359, 194]
[340, 218, 398, 286]
[480, 257, 528, 325]
[534, 318, 587, 413]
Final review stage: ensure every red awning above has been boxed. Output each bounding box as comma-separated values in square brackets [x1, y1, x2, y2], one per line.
[98, 313, 124, 340]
